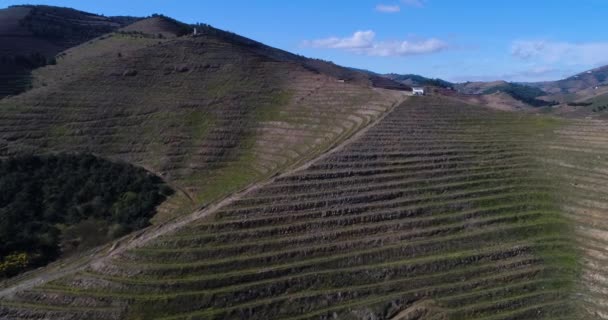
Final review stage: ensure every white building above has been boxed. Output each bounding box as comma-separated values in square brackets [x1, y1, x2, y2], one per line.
[412, 87, 425, 96]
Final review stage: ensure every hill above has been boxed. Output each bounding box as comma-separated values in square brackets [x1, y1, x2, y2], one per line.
[0, 15, 405, 223]
[454, 80, 510, 94]
[0, 5, 138, 98]
[2, 96, 607, 319]
[527, 65, 608, 95]
[120, 15, 191, 38]
[385, 73, 453, 88]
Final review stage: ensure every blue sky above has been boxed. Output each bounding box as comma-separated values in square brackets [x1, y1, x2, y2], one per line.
[4, 0, 608, 82]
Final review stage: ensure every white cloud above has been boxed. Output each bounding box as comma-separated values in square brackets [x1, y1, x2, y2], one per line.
[375, 4, 401, 13]
[304, 30, 375, 50]
[402, 0, 426, 8]
[511, 40, 608, 66]
[303, 30, 448, 57]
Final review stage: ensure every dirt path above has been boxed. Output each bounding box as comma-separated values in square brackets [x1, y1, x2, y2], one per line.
[0, 95, 407, 299]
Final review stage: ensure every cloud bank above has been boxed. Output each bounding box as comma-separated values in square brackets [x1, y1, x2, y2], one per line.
[303, 30, 448, 57]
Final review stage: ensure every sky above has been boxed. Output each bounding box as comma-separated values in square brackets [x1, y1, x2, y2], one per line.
[4, 0, 608, 82]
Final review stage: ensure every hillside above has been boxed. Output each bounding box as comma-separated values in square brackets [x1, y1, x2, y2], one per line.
[1, 96, 607, 319]
[528, 65, 608, 95]
[454, 81, 510, 95]
[385, 73, 453, 88]
[0, 5, 138, 98]
[0, 16, 405, 222]
[191, 24, 410, 91]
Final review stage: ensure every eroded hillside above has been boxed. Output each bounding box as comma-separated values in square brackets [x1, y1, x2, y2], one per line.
[2, 97, 607, 319]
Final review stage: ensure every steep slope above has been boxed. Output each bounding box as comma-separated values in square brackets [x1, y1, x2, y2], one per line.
[4, 97, 604, 319]
[192, 25, 410, 91]
[0, 5, 138, 98]
[0, 20, 404, 221]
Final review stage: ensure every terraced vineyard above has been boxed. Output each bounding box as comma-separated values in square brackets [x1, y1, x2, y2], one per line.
[4, 96, 608, 319]
[0, 30, 403, 221]
[546, 120, 608, 318]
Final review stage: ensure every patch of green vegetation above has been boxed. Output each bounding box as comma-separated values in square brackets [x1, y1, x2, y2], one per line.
[192, 136, 261, 205]
[49, 124, 70, 137]
[530, 115, 564, 130]
[0, 154, 173, 278]
[254, 90, 292, 122]
[524, 119, 580, 296]
[189, 89, 293, 205]
[183, 110, 213, 140]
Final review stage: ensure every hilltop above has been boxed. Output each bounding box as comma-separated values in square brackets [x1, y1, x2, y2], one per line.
[0, 5, 138, 98]
[120, 15, 191, 38]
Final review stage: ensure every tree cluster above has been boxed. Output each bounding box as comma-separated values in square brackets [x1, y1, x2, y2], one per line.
[0, 154, 173, 278]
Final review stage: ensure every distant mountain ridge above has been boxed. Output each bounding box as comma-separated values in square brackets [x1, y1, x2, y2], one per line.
[386, 67, 608, 108]
[384, 73, 453, 88]
[525, 65, 608, 94]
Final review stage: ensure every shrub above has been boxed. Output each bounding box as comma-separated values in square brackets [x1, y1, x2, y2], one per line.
[567, 102, 592, 107]
[0, 252, 31, 278]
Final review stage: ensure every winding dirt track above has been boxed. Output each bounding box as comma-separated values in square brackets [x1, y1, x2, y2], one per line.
[0, 94, 406, 300]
